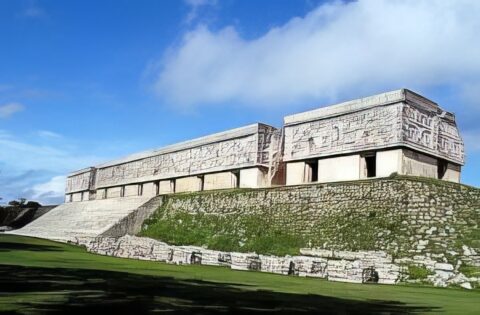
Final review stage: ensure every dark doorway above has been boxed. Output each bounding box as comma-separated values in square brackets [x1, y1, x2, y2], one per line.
[233, 171, 240, 188]
[438, 159, 448, 179]
[288, 261, 297, 276]
[190, 252, 202, 265]
[365, 155, 376, 178]
[305, 160, 318, 182]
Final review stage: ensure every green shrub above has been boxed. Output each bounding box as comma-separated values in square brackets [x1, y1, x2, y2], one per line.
[408, 265, 433, 280]
[458, 265, 480, 278]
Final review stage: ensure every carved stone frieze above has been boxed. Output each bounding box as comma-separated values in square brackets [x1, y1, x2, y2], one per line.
[284, 103, 403, 161]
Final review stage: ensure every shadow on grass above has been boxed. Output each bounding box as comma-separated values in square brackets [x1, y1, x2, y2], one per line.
[0, 265, 438, 314]
[0, 241, 62, 252]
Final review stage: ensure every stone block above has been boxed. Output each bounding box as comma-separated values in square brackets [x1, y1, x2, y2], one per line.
[318, 155, 361, 182]
[286, 162, 306, 185]
[175, 176, 202, 193]
[142, 182, 157, 197]
[239, 167, 267, 188]
[377, 149, 402, 177]
[124, 184, 139, 197]
[107, 186, 122, 198]
[159, 180, 174, 194]
[71, 192, 83, 202]
[204, 172, 237, 190]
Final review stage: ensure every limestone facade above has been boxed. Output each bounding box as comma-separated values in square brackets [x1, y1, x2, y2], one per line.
[65, 89, 465, 202]
[65, 123, 280, 202]
[284, 89, 464, 185]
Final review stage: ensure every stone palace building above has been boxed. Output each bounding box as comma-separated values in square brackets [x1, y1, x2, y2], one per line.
[65, 89, 465, 203]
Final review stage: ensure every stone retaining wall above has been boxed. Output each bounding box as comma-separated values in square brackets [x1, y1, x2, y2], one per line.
[156, 176, 480, 264]
[71, 235, 478, 289]
[71, 235, 403, 285]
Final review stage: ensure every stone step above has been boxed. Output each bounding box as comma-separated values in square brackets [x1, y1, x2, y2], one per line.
[9, 197, 153, 241]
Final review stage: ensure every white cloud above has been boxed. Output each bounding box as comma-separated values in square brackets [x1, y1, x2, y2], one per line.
[0, 103, 24, 118]
[0, 132, 100, 175]
[153, 0, 480, 108]
[37, 130, 62, 139]
[29, 176, 66, 204]
[0, 130, 106, 204]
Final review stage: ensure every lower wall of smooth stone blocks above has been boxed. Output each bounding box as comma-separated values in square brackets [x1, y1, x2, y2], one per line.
[70, 235, 478, 288]
[71, 235, 403, 285]
[71, 235, 480, 288]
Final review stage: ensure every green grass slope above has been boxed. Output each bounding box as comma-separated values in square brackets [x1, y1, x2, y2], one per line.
[140, 176, 480, 258]
[0, 234, 479, 314]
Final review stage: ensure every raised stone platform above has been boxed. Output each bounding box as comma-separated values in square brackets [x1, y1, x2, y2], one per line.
[9, 197, 156, 241]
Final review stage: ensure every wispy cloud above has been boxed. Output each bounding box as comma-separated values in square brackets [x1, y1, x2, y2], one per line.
[29, 176, 66, 205]
[21, 0, 47, 18]
[184, 0, 217, 24]
[0, 130, 106, 204]
[0, 103, 24, 118]
[153, 0, 480, 108]
[37, 130, 62, 139]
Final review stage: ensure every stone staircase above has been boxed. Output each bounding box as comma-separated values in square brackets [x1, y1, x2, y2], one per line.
[9, 196, 157, 241]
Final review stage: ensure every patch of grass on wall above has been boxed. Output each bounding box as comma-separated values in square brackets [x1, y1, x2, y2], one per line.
[407, 264, 433, 280]
[459, 265, 480, 278]
[139, 203, 307, 256]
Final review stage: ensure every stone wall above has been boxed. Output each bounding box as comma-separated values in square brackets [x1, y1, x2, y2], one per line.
[101, 196, 164, 237]
[283, 89, 464, 165]
[95, 134, 257, 188]
[402, 103, 463, 164]
[71, 235, 477, 288]
[284, 103, 403, 162]
[66, 168, 96, 193]
[95, 124, 277, 189]
[72, 235, 403, 285]
[146, 176, 480, 267]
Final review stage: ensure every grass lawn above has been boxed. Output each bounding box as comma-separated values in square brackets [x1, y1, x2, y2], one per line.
[0, 234, 478, 314]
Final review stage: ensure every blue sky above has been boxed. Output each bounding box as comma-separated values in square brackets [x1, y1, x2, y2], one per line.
[0, 0, 479, 204]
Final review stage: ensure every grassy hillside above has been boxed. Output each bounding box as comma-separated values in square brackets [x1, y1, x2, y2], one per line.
[140, 176, 480, 258]
[1, 234, 479, 314]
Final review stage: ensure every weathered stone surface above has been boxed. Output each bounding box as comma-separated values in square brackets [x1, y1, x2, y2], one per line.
[71, 235, 403, 285]
[10, 196, 158, 241]
[160, 176, 480, 265]
[283, 89, 464, 165]
[73, 235, 476, 288]
[65, 167, 96, 193]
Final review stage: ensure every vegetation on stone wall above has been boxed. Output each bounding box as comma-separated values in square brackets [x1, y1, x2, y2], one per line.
[140, 176, 480, 260]
[406, 264, 434, 280]
[140, 202, 307, 256]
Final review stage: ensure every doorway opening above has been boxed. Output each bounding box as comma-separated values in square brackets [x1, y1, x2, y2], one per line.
[198, 175, 205, 191]
[365, 155, 376, 178]
[361, 153, 376, 178]
[438, 159, 448, 179]
[304, 160, 318, 182]
[233, 170, 240, 188]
